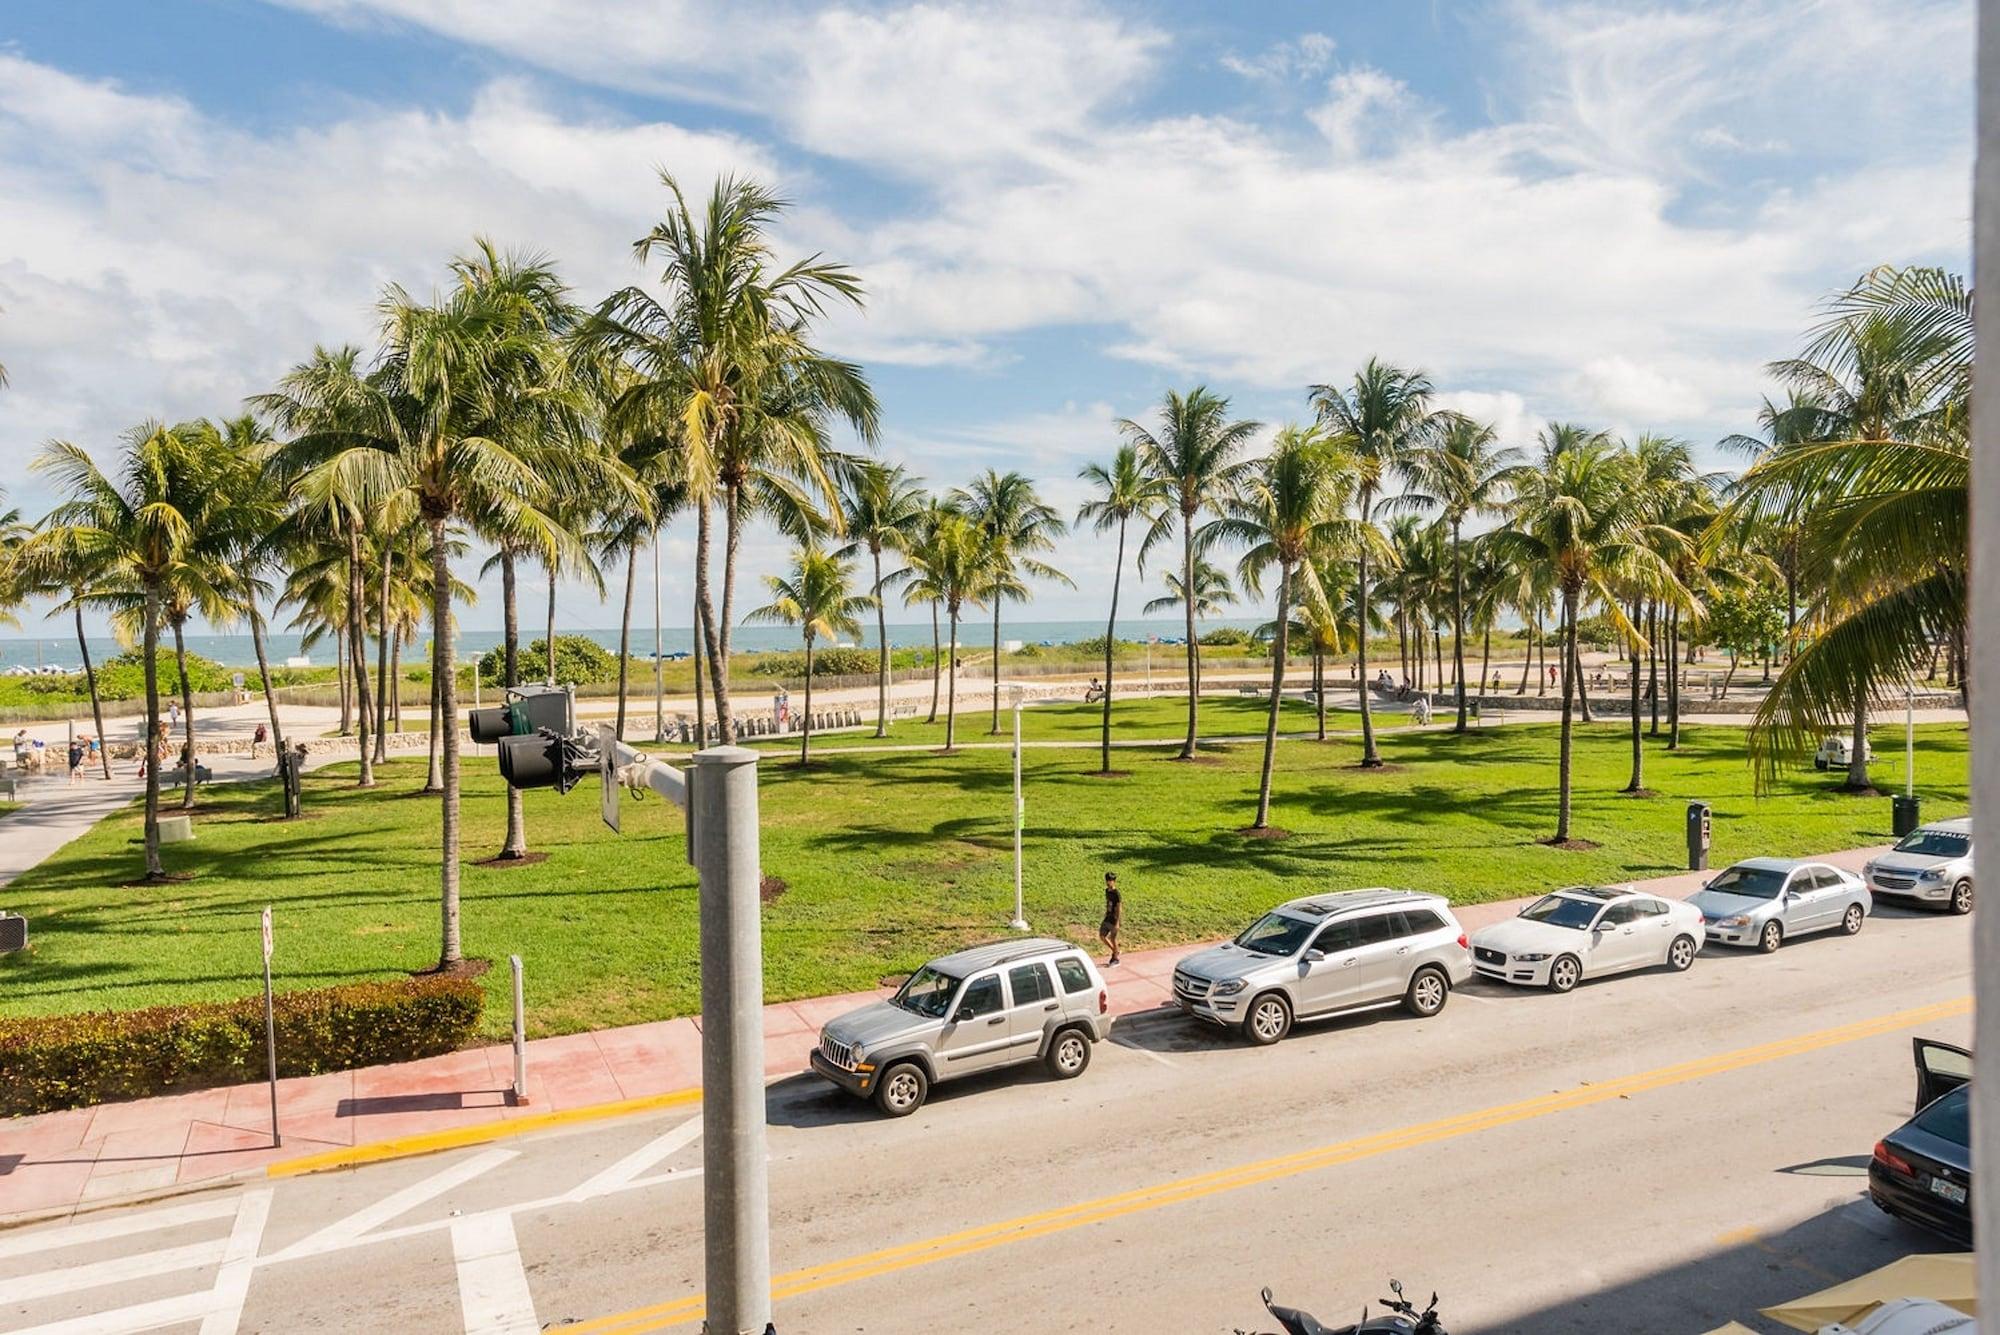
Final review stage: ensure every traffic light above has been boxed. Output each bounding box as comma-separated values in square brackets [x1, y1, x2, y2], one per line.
[470, 686, 572, 744]
[496, 730, 595, 793]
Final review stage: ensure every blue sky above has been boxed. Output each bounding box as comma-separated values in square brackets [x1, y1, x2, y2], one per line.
[0, 0, 1974, 635]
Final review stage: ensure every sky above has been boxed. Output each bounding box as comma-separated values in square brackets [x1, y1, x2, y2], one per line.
[0, 0, 1975, 637]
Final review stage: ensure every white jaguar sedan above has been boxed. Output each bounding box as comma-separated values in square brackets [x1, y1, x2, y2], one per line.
[1469, 885, 1705, 993]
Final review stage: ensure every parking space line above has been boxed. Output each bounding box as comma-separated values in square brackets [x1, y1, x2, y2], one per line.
[0, 1197, 239, 1261]
[275, 1147, 516, 1261]
[566, 1117, 702, 1203]
[3, 1290, 212, 1335]
[4, 1237, 228, 1304]
[197, 1188, 272, 1335]
[451, 1212, 539, 1335]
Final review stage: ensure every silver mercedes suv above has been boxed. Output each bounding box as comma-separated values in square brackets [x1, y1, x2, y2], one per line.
[1172, 890, 1472, 1044]
[810, 938, 1109, 1116]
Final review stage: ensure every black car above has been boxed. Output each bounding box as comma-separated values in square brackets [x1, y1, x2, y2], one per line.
[1869, 1037, 1973, 1243]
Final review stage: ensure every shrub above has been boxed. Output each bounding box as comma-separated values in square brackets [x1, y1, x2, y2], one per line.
[19, 650, 245, 703]
[478, 634, 619, 687]
[1199, 627, 1254, 647]
[0, 974, 483, 1115]
[749, 646, 877, 678]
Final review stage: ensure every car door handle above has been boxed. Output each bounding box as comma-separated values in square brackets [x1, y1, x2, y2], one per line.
[986, 1016, 1005, 1026]
[1340, 957, 1357, 967]
[1042, 1002, 1059, 1012]
[1395, 946, 1411, 955]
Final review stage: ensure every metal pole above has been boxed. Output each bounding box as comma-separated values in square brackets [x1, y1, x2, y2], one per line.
[1969, 0, 1999, 1302]
[1907, 684, 1916, 799]
[693, 746, 771, 1335]
[1010, 690, 1028, 932]
[261, 906, 280, 1148]
[654, 531, 666, 743]
[510, 954, 528, 1105]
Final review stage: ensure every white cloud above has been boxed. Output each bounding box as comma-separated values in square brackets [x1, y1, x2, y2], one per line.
[1308, 66, 1431, 158]
[1221, 32, 1336, 82]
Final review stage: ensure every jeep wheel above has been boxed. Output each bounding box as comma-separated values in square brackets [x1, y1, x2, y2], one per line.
[1951, 879, 1974, 916]
[1045, 1028, 1091, 1079]
[1404, 966, 1449, 1018]
[873, 1062, 928, 1117]
[1244, 993, 1292, 1045]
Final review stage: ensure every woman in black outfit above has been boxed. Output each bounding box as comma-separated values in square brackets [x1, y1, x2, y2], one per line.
[1099, 871, 1122, 966]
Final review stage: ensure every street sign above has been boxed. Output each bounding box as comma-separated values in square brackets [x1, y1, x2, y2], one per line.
[599, 723, 620, 834]
[261, 906, 273, 962]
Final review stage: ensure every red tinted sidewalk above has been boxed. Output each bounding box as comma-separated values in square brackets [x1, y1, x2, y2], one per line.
[0, 847, 1881, 1223]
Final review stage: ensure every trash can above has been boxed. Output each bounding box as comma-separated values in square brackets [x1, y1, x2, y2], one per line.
[1686, 801, 1712, 872]
[1892, 794, 1921, 838]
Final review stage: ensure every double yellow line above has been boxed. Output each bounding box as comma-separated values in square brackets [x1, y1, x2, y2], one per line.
[564, 995, 1970, 1333]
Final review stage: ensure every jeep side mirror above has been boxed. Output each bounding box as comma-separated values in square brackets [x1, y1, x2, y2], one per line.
[955, 1005, 975, 1022]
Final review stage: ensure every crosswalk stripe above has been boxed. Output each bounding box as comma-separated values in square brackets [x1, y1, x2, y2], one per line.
[197, 1188, 272, 1335]
[2, 1239, 227, 1304]
[0, 1197, 238, 1261]
[565, 1117, 702, 1202]
[274, 1147, 516, 1260]
[451, 1212, 539, 1335]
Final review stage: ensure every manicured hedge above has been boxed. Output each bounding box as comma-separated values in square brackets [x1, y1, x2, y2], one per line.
[0, 974, 483, 1116]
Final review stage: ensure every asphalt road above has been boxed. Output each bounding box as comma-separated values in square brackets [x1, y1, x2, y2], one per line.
[0, 902, 1972, 1335]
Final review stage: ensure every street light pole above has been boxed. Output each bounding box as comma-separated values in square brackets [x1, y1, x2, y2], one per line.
[1907, 684, 1916, 799]
[1010, 687, 1028, 932]
[653, 532, 666, 743]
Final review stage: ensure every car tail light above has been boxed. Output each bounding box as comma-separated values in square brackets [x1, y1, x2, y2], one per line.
[1098, 988, 1108, 1015]
[1457, 933, 1468, 949]
[1872, 1141, 1913, 1176]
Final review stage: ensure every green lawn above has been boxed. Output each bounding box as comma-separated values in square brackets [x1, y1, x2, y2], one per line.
[0, 715, 1966, 1041]
[0, 801, 19, 820]
[729, 694, 1371, 752]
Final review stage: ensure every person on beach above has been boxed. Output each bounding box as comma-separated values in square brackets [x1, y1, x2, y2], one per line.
[1099, 871, 1123, 966]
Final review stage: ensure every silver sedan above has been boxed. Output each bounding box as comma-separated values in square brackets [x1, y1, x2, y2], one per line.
[1687, 857, 1871, 953]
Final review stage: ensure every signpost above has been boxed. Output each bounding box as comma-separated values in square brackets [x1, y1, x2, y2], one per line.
[261, 907, 279, 1147]
[1009, 688, 1029, 932]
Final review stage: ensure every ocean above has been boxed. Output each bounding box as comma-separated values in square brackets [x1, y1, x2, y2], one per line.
[0, 616, 1265, 672]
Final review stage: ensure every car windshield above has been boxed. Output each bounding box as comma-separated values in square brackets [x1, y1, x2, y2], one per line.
[1913, 1084, 1971, 1147]
[1895, 831, 1970, 858]
[892, 965, 963, 1018]
[1234, 911, 1319, 956]
[1520, 895, 1602, 930]
[1705, 866, 1789, 900]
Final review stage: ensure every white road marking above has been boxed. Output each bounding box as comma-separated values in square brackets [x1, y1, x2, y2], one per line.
[197, 1188, 273, 1335]
[450, 1212, 539, 1335]
[564, 1116, 702, 1202]
[274, 1147, 517, 1260]
[0, 1197, 238, 1261]
[1, 1290, 212, 1335]
[3, 1238, 228, 1303]
[622, 1165, 707, 1192]
[1118, 1043, 1180, 1068]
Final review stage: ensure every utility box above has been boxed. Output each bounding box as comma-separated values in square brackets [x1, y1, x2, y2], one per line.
[1893, 794, 1922, 838]
[159, 814, 195, 844]
[1686, 801, 1711, 872]
[0, 913, 25, 953]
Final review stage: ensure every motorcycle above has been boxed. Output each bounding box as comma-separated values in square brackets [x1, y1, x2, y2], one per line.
[1239, 1279, 1447, 1335]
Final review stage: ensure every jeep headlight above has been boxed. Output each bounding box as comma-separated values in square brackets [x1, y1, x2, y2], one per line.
[848, 1040, 866, 1064]
[1212, 979, 1248, 996]
[1514, 952, 1550, 963]
[1919, 868, 1946, 883]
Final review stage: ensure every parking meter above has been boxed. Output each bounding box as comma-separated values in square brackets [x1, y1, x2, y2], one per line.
[1686, 800, 1712, 872]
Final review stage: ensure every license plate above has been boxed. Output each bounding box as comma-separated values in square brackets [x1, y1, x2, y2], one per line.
[1930, 1177, 1968, 1205]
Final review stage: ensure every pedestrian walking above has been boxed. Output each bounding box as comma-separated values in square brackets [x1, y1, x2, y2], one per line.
[1099, 871, 1123, 966]
[66, 739, 84, 785]
[169, 700, 181, 732]
[11, 728, 28, 767]
[252, 722, 268, 757]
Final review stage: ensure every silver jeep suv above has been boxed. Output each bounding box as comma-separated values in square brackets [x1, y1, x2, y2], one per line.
[810, 938, 1109, 1116]
[1173, 890, 1471, 1044]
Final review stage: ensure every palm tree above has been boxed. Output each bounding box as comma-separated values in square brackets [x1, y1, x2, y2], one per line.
[1207, 427, 1368, 829]
[748, 547, 874, 764]
[901, 497, 960, 723]
[10, 510, 117, 781]
[1492, 428, 1680, 844]
[900, 512, 988, 751]
[1722, 266, 1968, 790]
[584, 174, 877, 743]
[0, 488, 24, 627]
[262, 249, 579, 969]
[837, 462, 926, 738]
[1402, 413, 1517, 731]
[1311, 359, 1439, 766]
[30, 424, 213, 879]
[953, 471, 1069, 734]
[1076, 445, 1168, 774]
[1124, 388, 1260, 760]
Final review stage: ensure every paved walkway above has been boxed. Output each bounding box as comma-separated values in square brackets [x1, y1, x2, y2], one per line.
[0, 844, 1886, 1224]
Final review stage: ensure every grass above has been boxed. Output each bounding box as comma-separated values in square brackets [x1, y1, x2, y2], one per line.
[0, 801, 19, 820]
[731, 694, 1371, 752]
[0, 707, 1967, 1042]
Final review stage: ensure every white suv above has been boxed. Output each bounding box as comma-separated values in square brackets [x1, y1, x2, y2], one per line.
[1866, 818, 1974, 914]
[1171, 890, 1472, 1044]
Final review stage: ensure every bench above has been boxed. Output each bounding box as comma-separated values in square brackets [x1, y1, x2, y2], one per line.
[0, 773, 16, 801]
[162, 764, 214, 786]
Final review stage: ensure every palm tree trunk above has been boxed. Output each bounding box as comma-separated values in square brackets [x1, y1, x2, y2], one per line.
[247, 601, 288, 798]
[172, 618, 197, 811]
[927, 602, 941, 724]
[712, 485, 744, 743]
[1355, 502, 1380, 766]
[345, 531, 374, 788]
[1397, 611, 1410, 687]
[989, 600, 1003, 734]
[1451, 524, 1469, 731]
[1479, 623, 1493, 699]
[945, 605, 960, 751]
[1647, 601, 1661, 736]
[616, 543, 637, 742]
[337, 625, 351, 734]
[431, 516, 462, 967]
[1516, 617, 1533, 694]
[1625, 602, 1644, 794]
[500, 548, 526, 857]
[373, 547, 391, 764]
[693, 591, 707, 744]
[1666, 607, 1682, 751]
[1253, 565, 1290, 829]
[801, 635, 815, 765]
[1555, 588, 1576, 842]
[392, 628, 404, 732]
[74, 600, 112, 780]
[1180, 515, 1200, 760]
[142, 584, 165, 879]
[1572, 628, 1594, 724]
[545, 565, 557, 683]
[1536, 607, 1549, 695]
[1432, 626, 1444, 700]
[693, 497, 722, 742]
[1100, 519, 1126, 773]
[1848, 684, 1872, 790]
[424, 668, 442, 793]
[1315, 646, 1326, 742]
[873, 546, 890, 738]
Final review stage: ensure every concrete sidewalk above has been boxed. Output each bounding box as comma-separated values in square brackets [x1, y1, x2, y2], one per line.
[0, 845, 1886, 1224]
